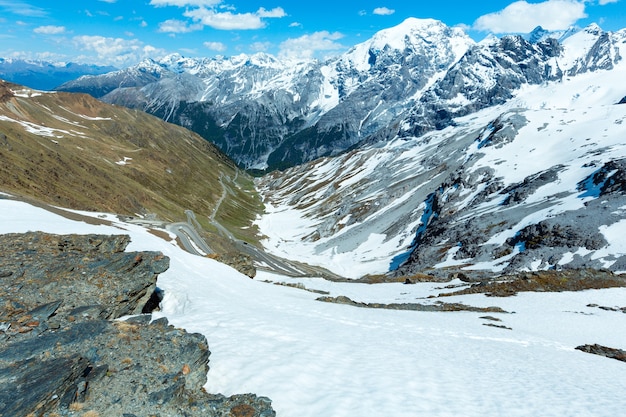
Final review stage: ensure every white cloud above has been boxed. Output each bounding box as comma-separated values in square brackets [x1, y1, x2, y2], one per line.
[33, 25, 66, 35]
[257, 7, 286, 18]
[250, 41, 271, 52]
[0, 1, 47, 17]
[289, 22, 302, 28]
[72, 35, 167, 66]
[158, 18, 202, 33]
[598, 0, 619, 4]
[279, 31, 345, 61]
[184, 8, 262, 30]
[155, 1, 285, 32]
[99, 0, 118, 3]
[373, 7, 395, 16]
[183, 7, 284, 30]
[204, 41, 227, 52]
[149, 0, 221, 7]
[6, 50, 67, 62]
[473, 0, 587, 33]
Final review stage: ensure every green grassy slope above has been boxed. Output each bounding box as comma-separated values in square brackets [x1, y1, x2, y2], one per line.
[0, 80, 263, 245]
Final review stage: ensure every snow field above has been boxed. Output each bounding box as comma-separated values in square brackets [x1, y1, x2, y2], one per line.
[1, 198, 626, 416]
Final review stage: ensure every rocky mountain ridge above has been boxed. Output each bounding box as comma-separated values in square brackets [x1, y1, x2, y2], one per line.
[57, 20, 625, 171]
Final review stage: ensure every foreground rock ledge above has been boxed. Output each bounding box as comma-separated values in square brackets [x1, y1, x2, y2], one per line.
[0, 232, 275, 417]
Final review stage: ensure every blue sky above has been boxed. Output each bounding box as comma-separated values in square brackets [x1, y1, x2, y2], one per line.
[0, 0, 624, 67]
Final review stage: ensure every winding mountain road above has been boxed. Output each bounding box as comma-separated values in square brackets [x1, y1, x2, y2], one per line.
[13, 177, 343, 279]
[166, 218, 213, 256]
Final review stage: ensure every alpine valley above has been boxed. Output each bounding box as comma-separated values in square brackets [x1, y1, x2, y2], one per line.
[2, 16, 626, 417]
[56, 18, 626, 279]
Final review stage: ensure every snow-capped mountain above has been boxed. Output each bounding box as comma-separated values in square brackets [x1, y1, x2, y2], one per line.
[56, 20, 624, 171]
[56, 18, 474, 169]
[255, 48, 626, 279]
[0, 58, 116, 91]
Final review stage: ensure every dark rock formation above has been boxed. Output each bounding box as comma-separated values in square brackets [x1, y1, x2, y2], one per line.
[505, 220, 607, 251]
[0, 232, 275, 417]
[214, 252, 256, 278]
[438, 269, 626, 297]
[575, 344, 626, 362]
[0, 232, 168, 323]
[578, 158, 626, 197]
[501, 166, 563, 206]
[316, 295, 507, 313]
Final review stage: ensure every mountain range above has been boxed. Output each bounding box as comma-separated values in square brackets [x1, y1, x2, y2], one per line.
[251, 21, 626, 279]
[57, 19, 625, 173]
[0, 58, 116, 91]
[2, 18, 626, 280]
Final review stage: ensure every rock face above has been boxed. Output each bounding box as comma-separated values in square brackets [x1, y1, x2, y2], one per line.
[0, 232, 275, 417]
[0, 232, 167, 322]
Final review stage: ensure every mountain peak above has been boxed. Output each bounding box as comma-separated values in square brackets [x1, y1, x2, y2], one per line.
[136, 57, 162, 68]
[342, 17, 474, 72]
[528, 26, 549, 43]
[584, 22, 603, 35]
[368, 17, 463, 51]
[159, 53, 185, 65]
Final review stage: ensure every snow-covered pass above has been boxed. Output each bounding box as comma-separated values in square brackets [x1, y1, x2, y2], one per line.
[2, 196, 625, 417]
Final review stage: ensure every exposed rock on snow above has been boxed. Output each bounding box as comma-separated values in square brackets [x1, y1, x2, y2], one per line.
[437, 269, 626, 297]
[0, 232, 275, 417]
[316, 295, 507, 313]
[575, 343, 626, 363]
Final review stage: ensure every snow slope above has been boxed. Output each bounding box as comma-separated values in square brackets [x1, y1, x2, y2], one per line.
[255, 56, 626, 278]
[2, 197, 626, 417]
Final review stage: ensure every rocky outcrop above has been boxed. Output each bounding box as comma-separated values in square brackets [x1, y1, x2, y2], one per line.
[505, 220, 607, 251]
[0, 232, 275, 417]
[578, 159, 626, 197]
[0, 232, 167, 323]
[316, 295, 507, 313]
[213, 252, 256, 278]
[438, 269, 626, 297]
[575, 344, 626, 362]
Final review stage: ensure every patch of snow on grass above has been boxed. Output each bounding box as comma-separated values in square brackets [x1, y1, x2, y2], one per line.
[115, 156, 133, 166]
[10, 88, 43, 98]
[0, 115, 71, 138]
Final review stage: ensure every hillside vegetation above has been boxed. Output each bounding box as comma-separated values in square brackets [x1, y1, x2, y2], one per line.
[0, 80, 262, 246]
